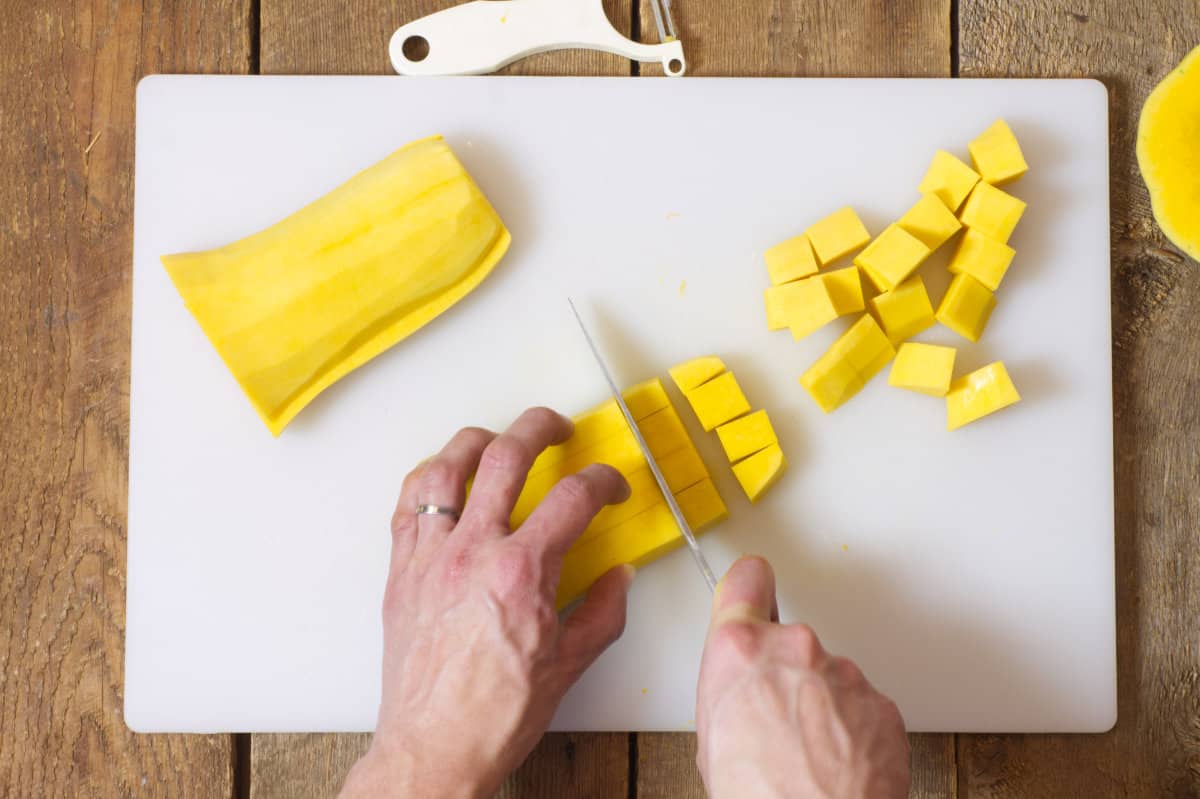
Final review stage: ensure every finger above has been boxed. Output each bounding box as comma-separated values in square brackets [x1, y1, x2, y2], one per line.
[824, 654, 865, 687]
[557, 564, 636, 687]
[710, 555, 777, 628]
[519, 463, 631, 557]
[389, 464, 426, 571]
[463, 407, 574, 528]
[414, 427, 496, 557]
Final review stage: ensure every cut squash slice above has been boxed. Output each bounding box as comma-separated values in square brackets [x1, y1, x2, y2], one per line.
[162, 135, 511, 436]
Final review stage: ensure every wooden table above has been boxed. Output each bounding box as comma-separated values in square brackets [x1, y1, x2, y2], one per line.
[2, 1, 1197, 796]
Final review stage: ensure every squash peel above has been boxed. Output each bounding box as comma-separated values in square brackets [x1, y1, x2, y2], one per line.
[162, 135, 511, 435]
[1138, 44, 1200, 262]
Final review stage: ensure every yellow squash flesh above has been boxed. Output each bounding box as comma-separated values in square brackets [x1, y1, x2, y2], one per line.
[1138, 45, 1200, 262]
[162, 135, 511, 436]
[504, 379, 726, 609]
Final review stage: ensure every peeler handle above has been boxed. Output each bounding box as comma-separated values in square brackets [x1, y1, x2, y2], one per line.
[389, 0, 686, 77]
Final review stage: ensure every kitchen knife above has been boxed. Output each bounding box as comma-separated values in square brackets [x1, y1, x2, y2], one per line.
[567, 298, 718, 592]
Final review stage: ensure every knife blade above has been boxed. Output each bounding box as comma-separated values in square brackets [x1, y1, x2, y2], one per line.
[567, 298, 718, 592]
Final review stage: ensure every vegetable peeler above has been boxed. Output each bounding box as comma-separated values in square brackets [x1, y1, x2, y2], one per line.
[389, 0, 686, 77]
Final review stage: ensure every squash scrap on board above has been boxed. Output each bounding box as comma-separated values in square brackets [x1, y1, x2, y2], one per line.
[161, 135, 510, 436]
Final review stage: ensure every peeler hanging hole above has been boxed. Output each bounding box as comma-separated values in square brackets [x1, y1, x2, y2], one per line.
[402, 35, 430, 62]
[666, 58, 684, 76]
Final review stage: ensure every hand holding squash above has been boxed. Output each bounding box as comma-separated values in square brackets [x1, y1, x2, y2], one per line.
[340, 408, 634, 799]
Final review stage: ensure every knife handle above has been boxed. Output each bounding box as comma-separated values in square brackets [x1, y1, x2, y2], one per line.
[389, 0, 686, 77]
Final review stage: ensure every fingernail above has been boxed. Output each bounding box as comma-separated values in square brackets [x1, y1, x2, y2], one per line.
[620, 563, 636, 591]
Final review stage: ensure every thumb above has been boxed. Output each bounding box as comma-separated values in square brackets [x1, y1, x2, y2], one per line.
[557, 564, 636, 685]
[711, 555, 779, 628]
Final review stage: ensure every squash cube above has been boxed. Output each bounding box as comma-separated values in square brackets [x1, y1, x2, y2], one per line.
[638, 405, 692, 457]
[656, 444, 712, 493]
[764, 234, 820, 285]
[715, 409, 779, 463]
[731, 444, 787, 503]
[821, 267, 865, 315]
[854, 224, 931, 291]
[869, 275, 935, 343]
[898, 193, 963, 250]
[936, 273, 996, 342]
[888, 342, 957, 397]
[764, 278, 840, 340]
[805, 207, 871, 265]
[958, 181, 1026, 243]
[968, 119, 1029, 185]
[799, 314, 896, 412]
[675, 477, 730, 531]
[946, 361, 1021, 430]
[858, 262, 890, 294]
[684, 371, 751, 431]
[947, 228, 1015, 291]
[669, 356, 727, 392]
[918, 150, 981, 212]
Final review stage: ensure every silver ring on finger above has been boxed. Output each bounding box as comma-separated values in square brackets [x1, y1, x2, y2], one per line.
[415, 503, 460, 521]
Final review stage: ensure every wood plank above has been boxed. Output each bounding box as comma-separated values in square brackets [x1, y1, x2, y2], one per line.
[251, 734, 370, 799]
[959, 2, 1200, 797]
[638, 733, 956, 798]
[495, 733, 630, 798]
[637, 733, 704, 798]
[253, 2, 634, 796]
[261, 0, 633, 75]
[637, 1, 955, 796]
[638, 0, 950, 76]
[0, 0, 250, 796]
[250, 732, 629, 799]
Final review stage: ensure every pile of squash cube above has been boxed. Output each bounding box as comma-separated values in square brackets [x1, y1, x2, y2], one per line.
[762, 119, 1028, 430]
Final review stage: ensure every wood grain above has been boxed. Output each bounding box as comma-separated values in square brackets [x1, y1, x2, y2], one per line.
[638, 0, 950, 77]
[637, 2, 957, 796]
[0, 1, 251, 796]
[960, 1, 1200, 797]
[252, 2, 634, 796]
[251, 734, 370, 798]
[261, 0, 634, 75]
[639, 732, 959, 797]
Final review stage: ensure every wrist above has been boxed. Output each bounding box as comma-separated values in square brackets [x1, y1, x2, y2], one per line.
[340, 740, 495, 799]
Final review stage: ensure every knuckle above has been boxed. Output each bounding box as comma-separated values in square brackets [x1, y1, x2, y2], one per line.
[490, 546, 539, 596]
[713, 620, 765, 664]
[554, 473, 600, 509]
[480, 436, 531, 474]
[829, 655, 865, 685]
[400, 465, 425, 495]
[390, 507, 416, 537]
[420, 459, 459, 494]
[788, 623, 822, 663]
[522, 406, 562, 429]
[453, 426, 492, 449]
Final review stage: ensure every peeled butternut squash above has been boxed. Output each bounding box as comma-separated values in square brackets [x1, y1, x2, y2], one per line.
[162, 135, 510, 435]
[1138, 45, 1200, 262]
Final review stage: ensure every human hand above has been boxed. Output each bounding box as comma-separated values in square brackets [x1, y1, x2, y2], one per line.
[341, 408, 635, 799]
[696, 556, 910, 799]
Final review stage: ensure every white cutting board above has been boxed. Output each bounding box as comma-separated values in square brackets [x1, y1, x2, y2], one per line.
[126, 76, 1114, 733]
